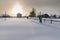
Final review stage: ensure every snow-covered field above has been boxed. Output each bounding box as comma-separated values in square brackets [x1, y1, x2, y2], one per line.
[0, 18, 60, 40]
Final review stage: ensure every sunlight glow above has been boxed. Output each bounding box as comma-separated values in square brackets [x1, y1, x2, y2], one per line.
[12, 3, 23, 15]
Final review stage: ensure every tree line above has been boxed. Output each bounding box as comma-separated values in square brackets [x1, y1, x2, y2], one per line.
[29, 8, 60, 18]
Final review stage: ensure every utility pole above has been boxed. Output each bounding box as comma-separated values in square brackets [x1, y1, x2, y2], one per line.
[5, 11, 6, 16]
[4, 11, 7, 21]
[50, 14, 52, 24]
[40, 11, 41, 15]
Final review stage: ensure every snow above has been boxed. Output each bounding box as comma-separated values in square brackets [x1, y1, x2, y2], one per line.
[0, 18, 60, 40]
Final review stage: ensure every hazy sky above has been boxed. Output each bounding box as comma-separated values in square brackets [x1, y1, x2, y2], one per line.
[0, 0, 60, 16]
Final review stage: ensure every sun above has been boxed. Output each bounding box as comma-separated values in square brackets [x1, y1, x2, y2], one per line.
[12, 3, 23, 15]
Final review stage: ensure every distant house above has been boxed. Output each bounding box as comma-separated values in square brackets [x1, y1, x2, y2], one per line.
[17, 13, 22, 18]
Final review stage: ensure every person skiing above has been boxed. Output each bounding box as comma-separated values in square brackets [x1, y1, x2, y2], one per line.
[38, 15, 42, 23]
[27, 16, 29, 19]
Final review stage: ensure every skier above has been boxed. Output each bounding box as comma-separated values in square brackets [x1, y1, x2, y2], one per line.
[27, 16, 29, 19]
[38, 15, 42, 23]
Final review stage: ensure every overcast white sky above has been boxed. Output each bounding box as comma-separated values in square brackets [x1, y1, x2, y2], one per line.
[0, 0, 60, 16]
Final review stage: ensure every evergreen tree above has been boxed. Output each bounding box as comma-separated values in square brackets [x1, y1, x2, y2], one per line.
[29, 8, 36, 17]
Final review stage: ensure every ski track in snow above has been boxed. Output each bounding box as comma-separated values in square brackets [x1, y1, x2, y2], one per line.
[0, 18, 60, 40]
